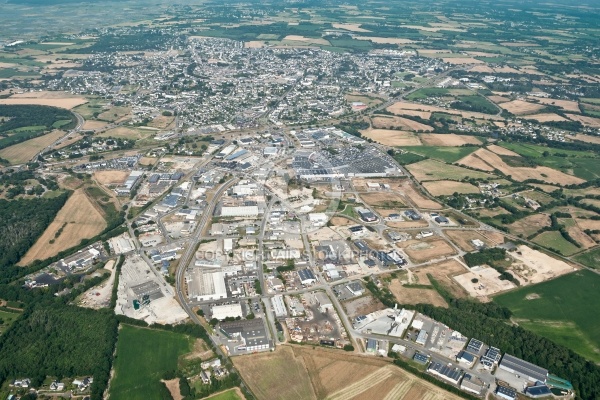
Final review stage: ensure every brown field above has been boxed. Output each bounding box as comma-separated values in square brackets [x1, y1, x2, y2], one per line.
[386, 219, 430, 229]
[392, 109, 432, 119]
[454, 267, 517, 300]
[371, 116, 433, 131]
[474, 207, 510, 218]
[97, 106, 131, 123]
[399, 180, 442, 209]
[527, 97, 581, 113]
[18, 189, 107, 265]
[138, 156, 158, 166]
[94, 170, 129, 185]
[531, 183, 561, 193]
[98, 126, 148, 139]
[355, 36, 414, 44]
[525, 113, 568, 122]
[399, 237, 457, 263]
[508, 213, 551, 237]
[332, 23, 371, 32]
[360, 192, 406, 208]
[458, 148, 585, 185]
[82, 120, 108, 131]
[388, 280, 448, 307]
[162, 379, 183, 400]
[571, 134, 600, 145]
[566, 114, 600, 128]
[360, 129, 422, 146]
[0, 96, 87, 109]
[234, 345, 462, 400]
[282, 35, 330, 45]
[499, 100, 545, 115]
[244, 41, 266, 48]
[149, 115, 175, 129]
[469, 65, 495, 73]
[0, 129, 65, 164]
[420, 134, 480, 148]
[387, 101, 504, 121]
[445, 230, 499, 252]
[486, 144, 519, 156]
[566, 225, 596, 249]
[455, 152, 495, 172]
[422, 180, 479, 196]
[488, 95, 511, 104]
[413, 259, 469, 298]
[509, 245, 576, 286]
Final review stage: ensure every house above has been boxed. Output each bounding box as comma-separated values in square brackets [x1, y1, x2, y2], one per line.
[50, 381, 65, 391]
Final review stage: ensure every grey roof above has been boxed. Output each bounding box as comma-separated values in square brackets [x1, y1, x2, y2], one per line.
[457, 350, 476, 362]
[496, 386, 516, 399]
[467, 338, 484, 354]
[500, 354, 548, 382]
[298, 268, 316, 282]
[428, 362, 462, 382]
[413, 353, 429, 364]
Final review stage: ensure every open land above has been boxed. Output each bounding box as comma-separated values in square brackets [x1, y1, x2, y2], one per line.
[18, 189, 107, 265]
[413, 259, 469, 299]
[388, 280, 448, 308]
[360, 129, 422, 146]
[422, 180, 479, 196]
[0, 129, 65, 164]
[399, 237, 457, 263]
[407, 159, 494, 182]
[419, 134, 481, 147]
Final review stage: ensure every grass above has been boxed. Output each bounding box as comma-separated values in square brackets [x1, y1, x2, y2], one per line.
[494, 270, 600, 362]
[393, 152, 427, 165]
[340, 204, 358, 219]
[402, 145, 478, 163]
[0, 309, 21, 335]
[205, 388, 244, 400]
[109, 324, 193, 400]
[574, 247, 600, 269]
[406, 88, 450, 100]
[532, 230, 580, 256]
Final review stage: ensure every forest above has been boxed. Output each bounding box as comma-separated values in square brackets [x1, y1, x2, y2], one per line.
[0, 193, 69, 270]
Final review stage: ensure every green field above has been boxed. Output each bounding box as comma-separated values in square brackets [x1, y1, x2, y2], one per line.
[532, 230, 581, 256]
[0, 309, 21, 335]
[393, 151, 427, 165]
[109, 325, 193, 400]
[403, 145, 479, 163]
[205, 388, 244, 400]
[494, 270, 600, 362]
[574, 247, 600, 269]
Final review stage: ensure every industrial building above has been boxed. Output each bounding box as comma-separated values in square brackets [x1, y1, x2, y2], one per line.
[466, 338, 484, 354]
[356, 207, 377, 222]
[413, 353, 429, 365]
[220, 318, 270, 352]
[116, 170, 143, 196]
[315, 292, 332, 312]
[427, 362, 462, 385]
[416, 329, 428, 345]
[211, 303, 243, 320]
[525, 385, 552, 398]
[498, 354, 548, 383]
[495, 386, 517, 400]
[271, 295, 287, 317]
[220, 205, 259, 217]
[187, 269, 227, 301]
[460, 374, 485, 395]
[456, 350, 476, 367]
[298, 268, 317, 285]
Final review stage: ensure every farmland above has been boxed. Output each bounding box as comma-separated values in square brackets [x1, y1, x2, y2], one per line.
[422, 180, 480, 196]
[233, 345, 463, 400]
[574, 247, 600, 269]
[407, 159, 494, 182]
[109, 324, 193, 400]
[18, 188, 107, 265]
[0, 129, 65, 164]
[531, 231, 581, 256]
[402, 145, 478, 163]
[494, 270, 600, 363]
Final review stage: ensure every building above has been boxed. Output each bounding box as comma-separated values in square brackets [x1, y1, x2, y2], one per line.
[413, 352, 429, 365]
[466, 338, 484, 354]
[346, 281, 363, 296]
[221, 206, 259, 217]
[356, 207, 377, 222]
[211, 303, 243, 320]
[480, 346, 501, 368]
[499, 354, 548, 383]
[309, 213, 328, 226]
[298, 268, 317, 285]
[366, 339, 378, 352]
[271, 295, 287, 317]
[495, 386, 517, 400]
[187, 269, 227, 301]
[220, 318, 270, 352]
[116, 170, 144, 196]
[460, 374, 485, 395]
[416, 329, 428, 345]
[456, 350, 476, 366]
[427, 362, 462, 385]
[315, 292, 332, 312]
[525, 385, 552, 398]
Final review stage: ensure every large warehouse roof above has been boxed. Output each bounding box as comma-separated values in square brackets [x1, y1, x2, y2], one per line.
[499, 354, 548, 382]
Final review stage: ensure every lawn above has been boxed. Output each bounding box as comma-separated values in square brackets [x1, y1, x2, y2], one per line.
[205, 388, 245, 400]
[574, 247, 600, 269]
[109, 324, 193, 400]
[494, 270, 600, 363]
[403, 145, 479, 163]
[532, 230, 581, 256]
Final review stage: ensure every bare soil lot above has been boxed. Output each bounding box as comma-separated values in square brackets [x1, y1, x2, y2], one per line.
[343, 295, 386, 318]
[419, 133, 482, 146]
[525, 113, 568, 122]
[0, 129, 65, 164]
[422, 180, 479, 196]
[360, 192, 406, 208]
[509, 245, 577, 285]
[499, 100, 545, 115]
[387, 101, 504, 121]
[413, 259, 469, 298]
[98, 126, 149, 139]
[527, 97, 581, 113]
[371, 116, 433, 131]
[399, 180, 442, 209]
[360, 128, 422, 146]
[399, 237, 457, 263]
[388, 280, 448, 307]
[19, 189, 106, 265]
[508, 213, 551, 237]
[454, 266, 517, 301]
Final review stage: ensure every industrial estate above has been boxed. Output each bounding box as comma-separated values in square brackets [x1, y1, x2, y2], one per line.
[0, 0, 599, 399]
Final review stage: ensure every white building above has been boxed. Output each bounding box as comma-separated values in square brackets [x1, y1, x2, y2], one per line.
[308, 213, 328, 227]
[211, 303, 243, 320]
[271, 295, 287, 317]
[221, 206, 259, 217]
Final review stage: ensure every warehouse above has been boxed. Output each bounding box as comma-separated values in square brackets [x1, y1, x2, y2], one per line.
[221, 205, 259, 217]
[271, 295, 287, 317]
[315, 292, 332, 312]
[220, 318, 270, 352]
[495, 386, 517, 400]
[211, 303, 243, 320]
[460, 374, 485, 395]
[416, 329, 428, 345]
[427, 362, 462, 385]
[356, 207, 377, 222]
[456, 350, 476, 366]
[187, 269, 227, 301]
[498, 354, 548, 383]
[466, 338, 484, 354]
[298, 268, 317, 285]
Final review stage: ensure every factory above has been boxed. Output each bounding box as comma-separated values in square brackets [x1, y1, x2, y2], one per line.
[187, 268, 227, 301]
[211, 303, 243, 320]
[427, 362, 463, 385]
[115, 170, 144, 196]
[298, 268, 317, 285]
[356, 207, 377, 222]
[220, 205, 259, 217]
[271, 295, 287, 317]
[498, 354, 548, 383]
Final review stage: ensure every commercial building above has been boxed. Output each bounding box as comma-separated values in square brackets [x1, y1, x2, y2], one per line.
[220, 318, 270, 352]
[525, 385, 552, 398]
[456, 350, 476, 366]
[271, 295, 287, 317]
[460, 374, 485, 395]
[187, 269, 227, 301]
[298, 268, 317, 285]
[495, 386, 517, 400]
[346, 281, 364, 296]
[315, 292, 332, 312]
[499, 354, 548, 383]
[211, 303, 243, 320]
[356, 207, 377, 222]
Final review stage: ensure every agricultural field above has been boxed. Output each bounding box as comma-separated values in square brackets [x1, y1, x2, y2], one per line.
[18, 188, 107, 265]
[407, 159, 494, 182]
[532, 230, 584, 256]
[0, 93, 87, 109]
[233, 345, 463, 400]
[419, 134, 482, 147]
[205, 388, 245, 400]
[422, 180, 480, 196]
[498, 100, 545, 115]
[359, 192, 406, 208]
[574, 248, 600, 269]
[0, 129, 65, 164]
[507, 214, 550, 238]
[494, 270, 600, 363]
[109, 324, 193, 400]
[388, 280, 448, 308]
[403, 145, 478, 163]
[360, 129, 421, 146]
[370, 115, 433, 131]
[398, 237, 457, 263]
